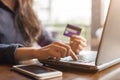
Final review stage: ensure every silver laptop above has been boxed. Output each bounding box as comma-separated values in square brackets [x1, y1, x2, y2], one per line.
[41, 0, 120, 72]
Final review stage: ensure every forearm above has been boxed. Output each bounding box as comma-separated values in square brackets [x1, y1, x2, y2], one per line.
[15, 47, 38, 61]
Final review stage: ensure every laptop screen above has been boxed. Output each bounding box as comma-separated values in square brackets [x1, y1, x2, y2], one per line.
[96, 0, 120, 65]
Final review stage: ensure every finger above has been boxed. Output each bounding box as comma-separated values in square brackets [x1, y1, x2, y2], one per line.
[70, 42, 84, 54]
[49, 50, 60, 60]
[76, 49, 81, 54]
[70, 35, 87, 42]
[53, 42, 70, 56]
[69, 49, 78, 61]
[58, 47, 67, 58]
[48, 44, 62, 60]
[74, 46, 83, 54]
[53, 41, 78, 60]
[73, 41, 85, 50]
[50, 44, 67, 59]
[70, 39, 87, 47]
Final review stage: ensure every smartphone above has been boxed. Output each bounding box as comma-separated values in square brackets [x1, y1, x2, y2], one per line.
[12, 64, 62, 80]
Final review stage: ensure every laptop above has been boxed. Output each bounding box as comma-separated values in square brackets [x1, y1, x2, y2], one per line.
[40, 0, 120, 72]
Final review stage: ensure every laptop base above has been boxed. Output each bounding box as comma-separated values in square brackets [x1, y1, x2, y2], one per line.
[41, 60, 98, 72]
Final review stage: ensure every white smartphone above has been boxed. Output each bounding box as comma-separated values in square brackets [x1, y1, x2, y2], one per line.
[12, 64, 62, 80]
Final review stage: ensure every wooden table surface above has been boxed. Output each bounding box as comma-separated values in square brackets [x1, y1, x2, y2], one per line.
[1, 63, 120, 80]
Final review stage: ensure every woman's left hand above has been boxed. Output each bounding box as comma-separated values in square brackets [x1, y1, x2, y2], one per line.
[70, 35, 87, 54]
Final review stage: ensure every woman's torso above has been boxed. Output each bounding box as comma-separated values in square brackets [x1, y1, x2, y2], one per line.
[0, 1, 54, 47]
[0, 1, 26, 45]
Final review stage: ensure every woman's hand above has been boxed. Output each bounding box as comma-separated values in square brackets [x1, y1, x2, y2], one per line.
[70, 35, 87, 54]
[15, 37, 86, 62]
[34, 41, 78, 61]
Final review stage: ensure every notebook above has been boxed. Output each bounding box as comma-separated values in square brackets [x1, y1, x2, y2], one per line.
[40, 0, 120, 72]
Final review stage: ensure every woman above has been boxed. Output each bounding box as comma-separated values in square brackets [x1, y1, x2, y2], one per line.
[0, 0, 87, 64]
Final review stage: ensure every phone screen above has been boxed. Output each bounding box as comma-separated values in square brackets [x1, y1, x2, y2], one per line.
[18, 65, 56, 74]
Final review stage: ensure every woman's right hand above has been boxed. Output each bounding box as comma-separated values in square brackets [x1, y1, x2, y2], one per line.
[34, 41, 78, 61]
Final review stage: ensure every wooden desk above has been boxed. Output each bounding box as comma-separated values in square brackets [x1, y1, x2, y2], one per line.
[1, 64, 120, 80]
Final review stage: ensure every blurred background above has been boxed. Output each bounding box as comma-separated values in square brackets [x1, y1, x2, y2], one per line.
[33, 0, 110, 50]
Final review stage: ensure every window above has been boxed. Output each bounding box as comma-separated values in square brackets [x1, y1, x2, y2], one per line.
[101, 0, 110, 25]
[33, 0, 92, 50]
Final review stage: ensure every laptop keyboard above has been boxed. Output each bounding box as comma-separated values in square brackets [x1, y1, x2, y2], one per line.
[60, 55, 92, 63]
[77, 55, 94, 63]
[60, 51, 97, 63]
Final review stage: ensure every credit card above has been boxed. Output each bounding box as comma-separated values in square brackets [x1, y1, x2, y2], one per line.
[63, 24, 82, 37]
